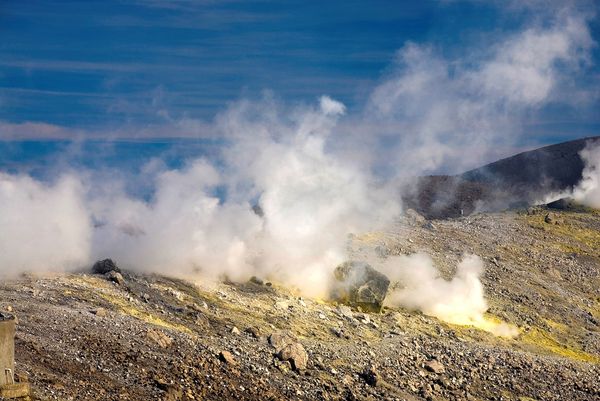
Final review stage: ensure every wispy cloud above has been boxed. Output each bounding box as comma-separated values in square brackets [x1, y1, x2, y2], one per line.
[0, 87, 112, 98]
[0, 121, 83, 141]
[0, 59, 228, 74]
[0, 0, 597, 149]
[0, 119, 218, 141]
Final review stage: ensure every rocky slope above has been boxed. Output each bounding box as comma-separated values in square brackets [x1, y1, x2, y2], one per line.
[1, 206, 600, 401]
[403, 136, 600, 219]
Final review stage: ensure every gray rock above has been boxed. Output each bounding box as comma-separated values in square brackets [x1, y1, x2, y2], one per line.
[336, 305, 354, 320]
[405, 208, 425, 224]
[331, 261, 390, 312]
[92, 258, 121, 274]
[361, 366, 379, 386]
[423, 221, 436, 230]
[251, 204, 264, 217]
[374, 245, 389, 258]
[146, 328, 173, 348]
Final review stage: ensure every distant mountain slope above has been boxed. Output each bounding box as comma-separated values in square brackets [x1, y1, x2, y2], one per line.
[403, 136, 600, 219]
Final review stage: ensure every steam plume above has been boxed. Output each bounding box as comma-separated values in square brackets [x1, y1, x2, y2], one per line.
[380, 254, 518, 337]
[0, 173, 90, 275]
[83, 96, 399, 297]
[572, 141, 600, 208]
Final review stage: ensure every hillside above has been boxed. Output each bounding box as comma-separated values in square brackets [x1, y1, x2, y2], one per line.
[403, 136, 600, 219]
[2, 206, 599, 401]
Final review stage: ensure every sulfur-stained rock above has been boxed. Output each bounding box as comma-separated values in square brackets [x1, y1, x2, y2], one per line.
[90, 308, 107, 317]
[219, 351, 237, 365]
[245, 326, 261, 339]
[331, 261, 390, 312]
[425, 359, 445, 374]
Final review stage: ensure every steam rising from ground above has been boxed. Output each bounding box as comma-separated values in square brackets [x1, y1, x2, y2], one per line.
[0, 174, 90, 275]
[357, 2, 594, 175]
[0, 98, 398, 300]
[572, 141, 600, 208]
[0, 2, 595, 335]
[381, 254, 518, 337]
[541, 140, 600, 207]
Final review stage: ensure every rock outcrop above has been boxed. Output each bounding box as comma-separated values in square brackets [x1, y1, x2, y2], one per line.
[331, 261, 390, 312]
[92, 259, 121, 275]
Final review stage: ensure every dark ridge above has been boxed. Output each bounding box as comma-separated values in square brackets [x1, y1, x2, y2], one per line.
[403, 136, 600, 219]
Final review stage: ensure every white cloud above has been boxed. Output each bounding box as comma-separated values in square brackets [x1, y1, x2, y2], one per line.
[0, 121, 82, 140]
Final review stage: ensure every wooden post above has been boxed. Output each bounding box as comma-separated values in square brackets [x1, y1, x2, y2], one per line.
[0, 313, 15, 387]
[0, 312, 30, 399]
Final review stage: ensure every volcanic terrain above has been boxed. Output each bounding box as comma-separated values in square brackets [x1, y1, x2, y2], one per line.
[2, 138, 600, 401]
[2, 203, 600, 401]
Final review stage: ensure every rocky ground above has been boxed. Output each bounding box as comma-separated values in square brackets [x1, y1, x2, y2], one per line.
[1, 206, 599, 401]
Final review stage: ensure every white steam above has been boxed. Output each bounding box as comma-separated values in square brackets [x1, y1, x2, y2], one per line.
[216, 96, 399, 294]
[90, 160, 262, 282]
[540, 140, 600, 208]
[31, 96, 397, 297]
[572, 141, 600, 208]
[382, 254, 486, 322]
[0, 173, 90, 275]
[381, 254, 518, 337]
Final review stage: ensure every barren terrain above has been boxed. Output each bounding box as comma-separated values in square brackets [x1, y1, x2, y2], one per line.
[2, 206, 600, 401]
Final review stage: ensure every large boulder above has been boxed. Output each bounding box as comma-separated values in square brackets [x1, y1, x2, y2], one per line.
[92, 259, 121, 274]
[331, 261, 390, 312]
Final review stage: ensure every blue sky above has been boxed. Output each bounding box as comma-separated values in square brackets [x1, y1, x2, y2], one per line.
[0, 1, 599, 157]
[0, 1, 488, 126]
